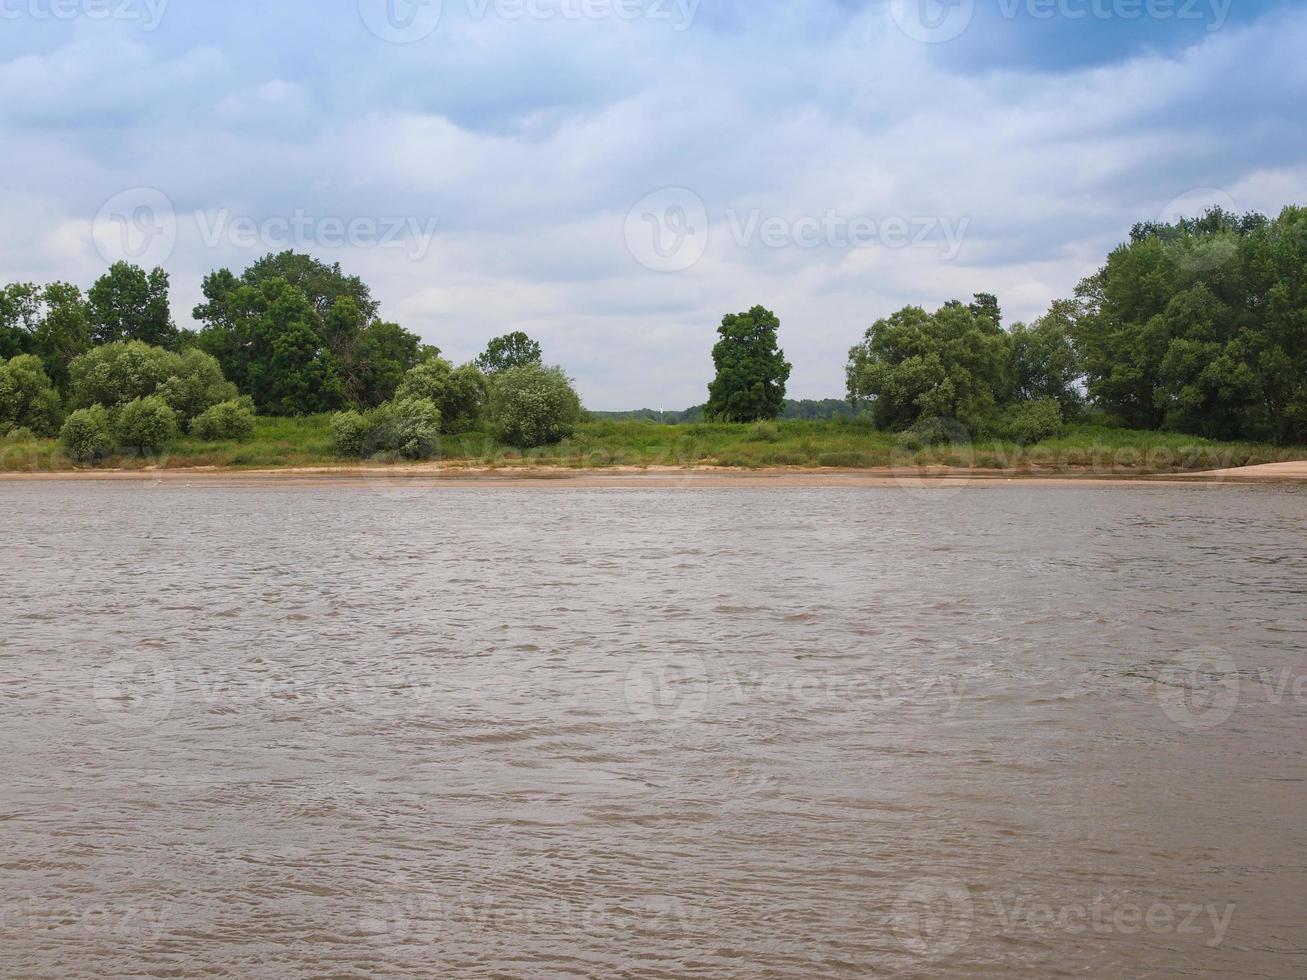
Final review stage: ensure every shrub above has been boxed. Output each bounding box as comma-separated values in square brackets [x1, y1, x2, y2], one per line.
[0, 354, 62, 436]
[3, 426, 36, 444]
[60, 406, 114, 463]
[157, 349, 239, 422]
[487, 364, 583, 448]
[992, 399, 1065, 444]
[68, 341, 176, 410]
[371, 397, 442, 460]
[190, 399, 256, 441]
[329, 410, 369, 457]
[746, 421, 782, 442]
[395, 358, 487, 433]
[115, 395, 178, 454]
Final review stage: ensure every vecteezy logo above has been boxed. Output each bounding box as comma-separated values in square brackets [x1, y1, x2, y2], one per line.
[92, 187, 177, 267]
[623, 654, 710, 726]
[891, 880, 974, 957]
[358, 0, 443, 43]
[624, 187, 710, 273]
[888, 0, 975, 43]
[1156, 647, 1240, 731]
[92, 651, 177, 730]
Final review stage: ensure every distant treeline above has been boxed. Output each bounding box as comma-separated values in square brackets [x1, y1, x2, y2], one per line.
[593, 399, 860, 424]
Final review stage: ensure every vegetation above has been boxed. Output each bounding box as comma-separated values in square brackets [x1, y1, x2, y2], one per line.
[4, 204, 1307, 474]
[486, 364, 584, 448]
[706, 305, 792, 422]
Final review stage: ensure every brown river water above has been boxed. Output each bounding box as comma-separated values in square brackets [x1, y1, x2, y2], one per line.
[2, 479, 1306, 977]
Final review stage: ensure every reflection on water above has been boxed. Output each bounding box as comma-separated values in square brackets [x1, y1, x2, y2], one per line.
[2, 481, 1306, 977]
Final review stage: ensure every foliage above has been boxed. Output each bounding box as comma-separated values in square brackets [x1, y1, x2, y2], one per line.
[477, 332, 543, 374]
[59, 405, 114, 463]
[0, 282, 93, 390]
[196, 276, 346, 415]
[847, 298, 1012, 433]
[1009, 301, 1084, 419]
[705, 305, 792, 422]
[115, 395, 178, 454]
[193, 252, 423, 414]
[0, 354, 62, 436]
[1068, 205, 1307, 443]
[329, 398, 442, 460]
[190, 399, 256, 441]
[395, 358, 487, 432]
[68, 341, 177, 410]
[990, 398, 1065, 444]
[157, 349, 240, 422]
[87, 262, 178, 348]
[329, 410, 370, 458]
[487, 364, 583, 447]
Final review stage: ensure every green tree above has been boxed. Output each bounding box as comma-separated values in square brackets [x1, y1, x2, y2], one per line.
[846, 302, 1012, 432]
[395, 358, 487, 433]
[477, 332, 543, 374]
[0, 354, 62, 436]
[115, 395, 178, 455]
[0, 283, 41, 360]
[1009, 300, 1084, 418]
[157, 349, 240, 423]
[87, 262, 178, 348]
[705, 305, 792, 422]
[68, 341, 177, 410]
[32, 283, 92, 391]
[487, 364, 583, 447]
[60, 406, 113, 463]
[194, 253, 417, 412]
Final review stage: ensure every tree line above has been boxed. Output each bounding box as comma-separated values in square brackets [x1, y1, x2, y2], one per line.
[704, 205, 1307, 446]
[0, 251, 582, 460]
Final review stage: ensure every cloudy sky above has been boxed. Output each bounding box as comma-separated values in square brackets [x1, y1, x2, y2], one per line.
[2, 0, 1304, 409]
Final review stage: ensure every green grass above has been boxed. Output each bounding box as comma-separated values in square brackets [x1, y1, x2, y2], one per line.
[1, 417, 1300, 475]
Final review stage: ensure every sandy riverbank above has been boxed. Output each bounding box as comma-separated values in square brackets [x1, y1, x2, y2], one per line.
[1, 461, 1304, 488]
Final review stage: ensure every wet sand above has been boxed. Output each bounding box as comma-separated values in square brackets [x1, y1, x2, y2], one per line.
[1, 461, 1305, 489]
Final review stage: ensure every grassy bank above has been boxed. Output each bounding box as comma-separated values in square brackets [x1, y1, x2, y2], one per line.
[1, 417, 1300, 475]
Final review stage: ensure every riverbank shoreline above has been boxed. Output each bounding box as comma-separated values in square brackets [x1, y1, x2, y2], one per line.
[1, 460, 1304, 488]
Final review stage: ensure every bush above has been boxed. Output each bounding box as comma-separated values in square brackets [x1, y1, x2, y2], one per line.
[0, 354, 62, 436]
[190, 399, 256, 441]
[487, 364, 583, 448]
[115, 395, 178, 454]
[745, 421, 782, 442]
[370, 397, 442, 460]
[157, 349, 239, 422]
[992, 399, 1065, 444]
[68, 341, 176, 410]
[395, 358, 487, 433]
[60, 406, 114, 463]
[3, 426, 36, 444]
[329, 410, 369, 457]
[329, 398, 442, 461]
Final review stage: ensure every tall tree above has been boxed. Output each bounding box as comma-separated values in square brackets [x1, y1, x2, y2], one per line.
[477, 332, 543, 374]
[705, 306, 791, 422]
[87, 262, 178, 348]
[846, 302, 1011, 432]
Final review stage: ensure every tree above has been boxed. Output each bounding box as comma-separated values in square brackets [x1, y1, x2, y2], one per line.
[705, 305, 791, 422]
[846, 302, 1012, 432]
[68, 341, 178, 410]
[194, 253, 419, 412]
[29, 283, 92, 392]
[0, 283, 41, 360]
[487, 364, 583, 447]
[115, 395, 178, 454]
[0, 354, 62, 436]
[969, 292, 1003, 330]
[478, 332, 543, 374]
[157, 349, 240, 423]
[395, 358, 487, 433]
[1066, 204, 1307, 442]
[60, 406, 113, 463]
[347, 317, 423, 408]
[87, 262, 178, 348]
[1009, 300, 1084, 419]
